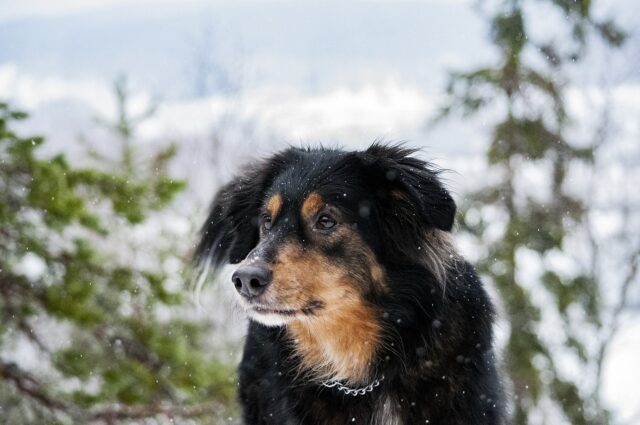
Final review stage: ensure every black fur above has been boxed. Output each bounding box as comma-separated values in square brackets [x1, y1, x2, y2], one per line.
[195, 143, 504, 424]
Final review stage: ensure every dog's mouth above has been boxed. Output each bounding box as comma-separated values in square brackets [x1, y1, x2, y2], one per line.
[250, 305, 299, 316]
[242, 299, 325, 326]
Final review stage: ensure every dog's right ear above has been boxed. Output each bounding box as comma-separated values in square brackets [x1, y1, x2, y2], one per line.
[193, 151, 291, 270]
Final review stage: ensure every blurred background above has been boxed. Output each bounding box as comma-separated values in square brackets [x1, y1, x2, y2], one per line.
[0, 0, 639, 424]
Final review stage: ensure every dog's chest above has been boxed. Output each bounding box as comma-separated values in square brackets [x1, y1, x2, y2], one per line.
[370, 395, 402, 425]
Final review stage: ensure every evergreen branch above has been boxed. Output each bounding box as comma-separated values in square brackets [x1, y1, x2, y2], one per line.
[87, 402, 225, 422]
[1, 360, 226, 423]
[0, 361, 72, 413]
[94, 327, 164, 372]
[17, 319, 50, 354]
[93, 327, 178, 401]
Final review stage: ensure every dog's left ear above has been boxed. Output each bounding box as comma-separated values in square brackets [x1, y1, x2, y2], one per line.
[193, 151, 291, 270]
[359, 143, 456, 231]
[356, 144, 456, 258]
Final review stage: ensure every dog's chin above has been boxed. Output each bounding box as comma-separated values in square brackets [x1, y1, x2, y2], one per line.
[246, 310, 295, 327]
[238, 297, 324, 327]
[245, 305, 302, 327]
[241, 303, 301, 327]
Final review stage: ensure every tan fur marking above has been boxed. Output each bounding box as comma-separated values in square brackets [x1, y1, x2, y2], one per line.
[422, 228, 457, 284]
[326, 224, 387, 292]
[270, 243, 381, 385]
[390, 189, 409, 201]
[289, 298, 379, 385]
[366, 250, 386, 290]
[352, 243, 386, 293]
[266, 193, 283, 219]
[301, 192, 325, 219]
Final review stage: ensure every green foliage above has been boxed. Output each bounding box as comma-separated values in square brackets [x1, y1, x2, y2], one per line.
[490, 117, 563, 163]
[438, 1, 625, 423]
[491, 9, 526, 55]
[0, 100, 235, 424]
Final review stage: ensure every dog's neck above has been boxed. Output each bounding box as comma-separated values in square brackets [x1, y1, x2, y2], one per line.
[287, 302, 381, 385]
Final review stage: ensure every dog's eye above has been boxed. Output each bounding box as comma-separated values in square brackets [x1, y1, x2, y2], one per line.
[261, 215, 272, 230]
[316, 214, 336, 231]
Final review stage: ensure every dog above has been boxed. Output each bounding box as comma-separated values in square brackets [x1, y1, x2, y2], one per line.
[194, 144, 504, 424]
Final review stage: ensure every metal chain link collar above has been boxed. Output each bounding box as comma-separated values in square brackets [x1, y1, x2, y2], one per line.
[321, 375, 384, 396]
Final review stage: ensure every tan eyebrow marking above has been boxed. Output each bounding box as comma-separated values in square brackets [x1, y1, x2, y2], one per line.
[266, 193, 283, 219]
[301, 192, 325, 219]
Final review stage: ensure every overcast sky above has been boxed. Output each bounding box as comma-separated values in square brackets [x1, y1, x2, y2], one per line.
[0, 0, 201, 21]
[0, 0, 474, 22]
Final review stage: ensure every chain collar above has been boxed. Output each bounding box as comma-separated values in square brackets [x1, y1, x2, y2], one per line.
[321, 375, 384, 397]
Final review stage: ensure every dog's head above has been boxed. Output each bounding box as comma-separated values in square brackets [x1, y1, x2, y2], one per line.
[195, 143, 456, 329]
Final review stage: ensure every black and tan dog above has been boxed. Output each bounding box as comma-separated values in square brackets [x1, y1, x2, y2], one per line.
[195, 144, 504, 424]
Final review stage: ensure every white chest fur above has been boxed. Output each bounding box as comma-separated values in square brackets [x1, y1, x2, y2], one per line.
[371, 395, 402, 425]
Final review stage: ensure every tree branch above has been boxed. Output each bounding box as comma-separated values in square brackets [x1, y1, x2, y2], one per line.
[0, 361, 71, 413]
[1, 360, 227, 423]
[88, 402, 226, 422]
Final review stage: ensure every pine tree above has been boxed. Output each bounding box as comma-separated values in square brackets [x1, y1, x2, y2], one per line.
[0, 94, 236, 424]
[437, 1, 625, 423]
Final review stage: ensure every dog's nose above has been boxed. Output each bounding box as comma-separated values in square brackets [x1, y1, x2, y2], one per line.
[232, 264, 272, 298]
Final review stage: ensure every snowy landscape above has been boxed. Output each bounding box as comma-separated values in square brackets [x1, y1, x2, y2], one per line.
[1, 0, 639, 424]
